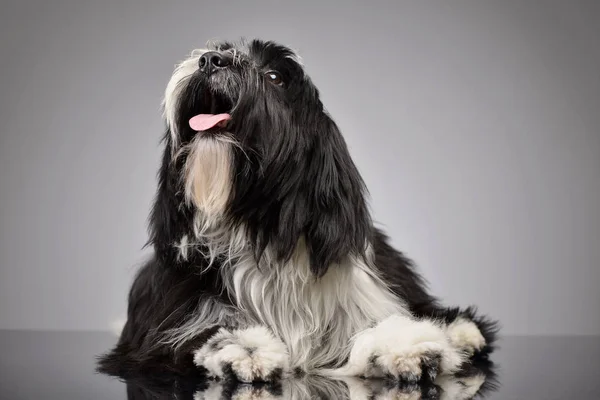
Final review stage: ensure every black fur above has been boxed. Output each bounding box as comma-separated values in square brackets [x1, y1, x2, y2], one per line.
[97, 39, 498, 379]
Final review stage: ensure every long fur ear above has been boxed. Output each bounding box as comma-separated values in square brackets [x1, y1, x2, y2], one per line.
[229, 114, 372, 278]
[302, 117, 372, 277]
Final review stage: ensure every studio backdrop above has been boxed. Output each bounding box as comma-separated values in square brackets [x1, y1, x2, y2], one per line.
[0, 0, 599, 335]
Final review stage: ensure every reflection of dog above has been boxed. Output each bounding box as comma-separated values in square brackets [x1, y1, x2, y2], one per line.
[192, 376, 490, 400]
[98, 39, 497, 383]
[120, 359, 498, 400]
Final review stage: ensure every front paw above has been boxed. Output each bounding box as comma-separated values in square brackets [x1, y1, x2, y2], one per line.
[372, 317, 465, 382]
[445, 318, 486, 357]
[193, 326, 289, 382]
[329, 315, 465, 382]
[374, 343, 445, 382]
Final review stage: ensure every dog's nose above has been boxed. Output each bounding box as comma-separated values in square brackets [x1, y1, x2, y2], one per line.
[199, 51, 232, 75]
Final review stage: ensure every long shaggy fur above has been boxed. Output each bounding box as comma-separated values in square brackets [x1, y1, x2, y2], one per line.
[97, 38, 498, 381]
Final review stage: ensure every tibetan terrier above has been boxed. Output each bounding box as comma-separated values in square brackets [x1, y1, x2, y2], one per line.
[98, 39, 498, 383]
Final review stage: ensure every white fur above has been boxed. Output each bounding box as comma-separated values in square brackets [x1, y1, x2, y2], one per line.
[446, 318, 486, 356]
[324, 314, 465, 379]
[163, 48, 208, 150]
[170, 134, 242, 265]
[182, 135, 233, 218]
[221, 240, 410, 371]
[175, 234, 190, 261]
[193, 326, 289, 382]
[163, 193, 410, 373]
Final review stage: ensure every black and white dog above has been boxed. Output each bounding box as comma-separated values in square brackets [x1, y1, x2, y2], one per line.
[98, 39, 497, 383]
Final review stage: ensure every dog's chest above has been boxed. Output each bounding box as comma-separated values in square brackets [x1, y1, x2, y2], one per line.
[225, 251, 405, 369]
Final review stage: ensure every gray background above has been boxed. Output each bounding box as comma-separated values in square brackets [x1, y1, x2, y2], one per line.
[1, 0, 598, 335]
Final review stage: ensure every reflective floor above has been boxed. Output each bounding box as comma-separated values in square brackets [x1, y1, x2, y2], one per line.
[0, 331, 598, 399]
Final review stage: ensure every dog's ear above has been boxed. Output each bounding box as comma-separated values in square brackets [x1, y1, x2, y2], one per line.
[302, 117, 372, 277]
[248, 116, 372, 277]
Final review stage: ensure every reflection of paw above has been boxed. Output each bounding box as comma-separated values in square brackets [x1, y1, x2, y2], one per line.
[436, 373, 486, 400]
[193, 380, 283, 400]
[193, 326, 289, 382]
[327, 315, 465, 382]
[228, 385, 281, 400]
[193, 381, 225, 400]
[445, 318, 486, 356]
[339, 376, 439, 400]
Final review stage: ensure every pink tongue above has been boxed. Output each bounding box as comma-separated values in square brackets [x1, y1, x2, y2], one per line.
[189, 113, 231, 131]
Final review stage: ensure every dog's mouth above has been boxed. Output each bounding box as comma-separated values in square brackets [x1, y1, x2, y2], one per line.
[189, 89, 233, 133]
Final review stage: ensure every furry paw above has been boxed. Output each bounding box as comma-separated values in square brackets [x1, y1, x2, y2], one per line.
[193, 326, 289, 382]
[445, 318, 486, 357]
[374, 342, 446, 382]
[327, 315, 465, 382]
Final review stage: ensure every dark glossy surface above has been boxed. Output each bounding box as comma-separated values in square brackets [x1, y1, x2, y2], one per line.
[0, 331, 598, 399]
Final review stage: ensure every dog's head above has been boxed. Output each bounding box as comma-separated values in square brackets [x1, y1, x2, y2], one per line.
[153, 39, 372, 276]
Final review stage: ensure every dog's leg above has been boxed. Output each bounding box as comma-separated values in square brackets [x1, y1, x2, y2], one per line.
[323, 314, 465, 382]
[193, 325, 290, 382]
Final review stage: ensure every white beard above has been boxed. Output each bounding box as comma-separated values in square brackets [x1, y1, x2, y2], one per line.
[181, 135, 233, 220]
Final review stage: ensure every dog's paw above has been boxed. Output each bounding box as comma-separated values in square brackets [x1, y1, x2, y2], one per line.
[193, 326, 289, 382]
[445, 318, 486, 357]
[327, 315, 465, 382]
[373, 342, 445, 382]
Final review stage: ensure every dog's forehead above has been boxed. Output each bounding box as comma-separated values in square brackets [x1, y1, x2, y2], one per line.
[210, 39, 304, 68]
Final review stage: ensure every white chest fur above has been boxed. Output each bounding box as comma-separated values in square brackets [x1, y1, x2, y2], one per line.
[223, 243, 409, 370]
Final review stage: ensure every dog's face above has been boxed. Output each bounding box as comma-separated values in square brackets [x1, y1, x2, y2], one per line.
[155, 39, 371, 275]
[165, 40, 311, 149]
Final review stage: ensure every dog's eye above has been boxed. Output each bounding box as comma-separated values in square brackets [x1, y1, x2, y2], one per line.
[265, 71, 284, 87]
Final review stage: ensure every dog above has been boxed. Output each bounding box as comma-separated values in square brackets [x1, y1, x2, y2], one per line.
[98, 39, 498, 383]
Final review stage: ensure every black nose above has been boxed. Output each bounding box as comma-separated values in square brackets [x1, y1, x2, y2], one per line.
[199, 51, 232, 75]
